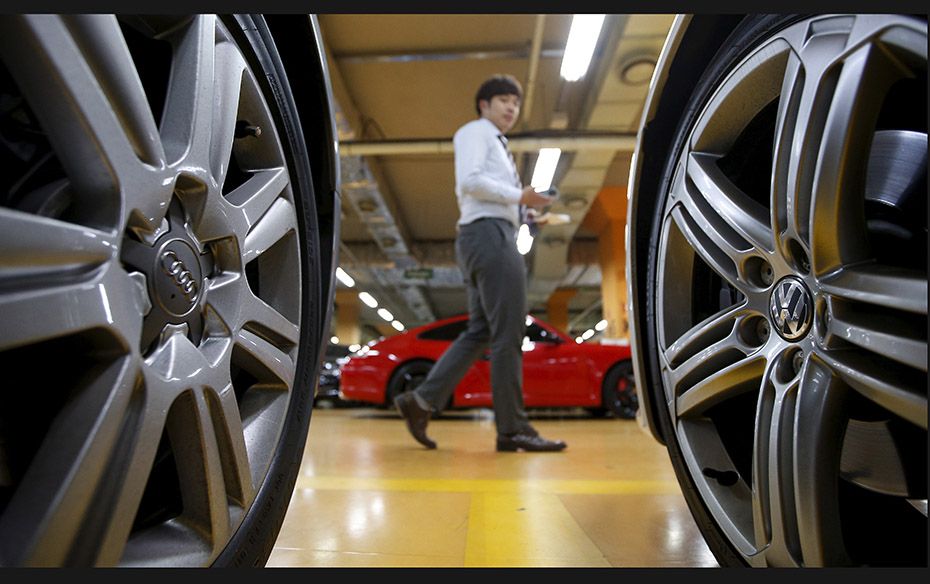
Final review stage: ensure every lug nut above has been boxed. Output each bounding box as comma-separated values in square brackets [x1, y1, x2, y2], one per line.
[792, 350, 804, 375]
[760, 264, 774, 286]
[756, 319, 770, 342]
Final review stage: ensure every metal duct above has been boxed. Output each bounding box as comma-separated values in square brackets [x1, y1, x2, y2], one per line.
[334, 103, 436, 324]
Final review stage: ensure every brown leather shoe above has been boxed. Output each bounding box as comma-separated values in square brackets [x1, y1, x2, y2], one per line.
[496, 430, 566, 452]
[394, 392, 437, 449]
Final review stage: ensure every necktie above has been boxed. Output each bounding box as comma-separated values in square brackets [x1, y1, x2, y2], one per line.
[496, 134, 521, 187]
[497, 135, 528, 224]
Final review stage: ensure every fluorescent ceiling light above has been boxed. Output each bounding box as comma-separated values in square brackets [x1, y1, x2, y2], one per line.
[377, 308, 394, 322]
[595, 319, 608, 331]
[560, 14, 606, 81]
[525, 315, 533, 326]
[516, 223, 534, 255]
[358, 292, 378, 308]
[582, 328, 595, 340]
[330, 336, 339, 344]
[335, 267, 355, 287]
[348, 344, 361, 352]
[391, 320, 405, 331]
[575, 337, 583, 344]
[530, 148, 561, 191]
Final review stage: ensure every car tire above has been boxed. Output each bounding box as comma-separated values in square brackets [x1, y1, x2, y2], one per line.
[642, 14, 927, 566]
[601, 361, 638, 419]
[0, 14, 327, 566]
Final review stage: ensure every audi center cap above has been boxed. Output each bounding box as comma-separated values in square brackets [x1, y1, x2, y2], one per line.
[769, 276, 813, 341]
[154, 238, 203, 317]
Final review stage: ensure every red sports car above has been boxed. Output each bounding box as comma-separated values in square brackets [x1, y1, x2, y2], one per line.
[339, 314, 637, 418]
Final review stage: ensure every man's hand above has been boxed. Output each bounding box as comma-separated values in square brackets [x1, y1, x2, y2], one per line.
[519, 186, 554, 209]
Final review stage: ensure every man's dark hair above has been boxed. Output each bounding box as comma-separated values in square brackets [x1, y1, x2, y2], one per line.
[474, 74, 523, 117]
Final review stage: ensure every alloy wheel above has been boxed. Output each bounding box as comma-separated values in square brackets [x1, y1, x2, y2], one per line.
[655, 15, 926, 566]
[0, 15, 312, 566]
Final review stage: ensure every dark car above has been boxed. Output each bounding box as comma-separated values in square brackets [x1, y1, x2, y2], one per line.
[314, 343, 352, 406]
[340, 314, 637, 418]
[0, 15, 339, 566]
[626, 14, 927, 566]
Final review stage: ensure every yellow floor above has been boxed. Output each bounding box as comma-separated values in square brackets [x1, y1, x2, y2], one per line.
[267, 406, 718, 568]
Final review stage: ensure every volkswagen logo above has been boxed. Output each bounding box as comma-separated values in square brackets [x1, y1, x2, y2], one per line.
[769, 277, 813, 341]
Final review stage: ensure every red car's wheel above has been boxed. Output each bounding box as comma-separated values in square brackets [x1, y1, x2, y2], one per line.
[602, 361, 638, 419]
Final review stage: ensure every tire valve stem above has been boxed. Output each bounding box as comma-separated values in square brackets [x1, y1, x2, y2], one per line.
[235, 120, 262, 139]
[702, 467, 739, 486]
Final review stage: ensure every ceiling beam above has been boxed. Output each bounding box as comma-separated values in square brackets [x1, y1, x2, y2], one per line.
[520, 15, 546, 131]
[334, 46, 564, 64]
[339, 132, 637, 156]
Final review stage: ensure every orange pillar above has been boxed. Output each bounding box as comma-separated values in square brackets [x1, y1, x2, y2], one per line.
[334, 289, 361, 346]
[581, 186, 629, 340]
[546, 288, 577, 334]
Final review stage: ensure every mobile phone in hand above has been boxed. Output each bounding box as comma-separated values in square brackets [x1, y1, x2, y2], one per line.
[543, 187, 559, 199]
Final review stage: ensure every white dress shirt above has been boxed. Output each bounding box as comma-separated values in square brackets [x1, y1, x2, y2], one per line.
[453, 117, 523, 228]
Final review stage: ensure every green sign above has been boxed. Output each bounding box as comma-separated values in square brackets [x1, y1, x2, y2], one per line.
[404, 268, 434, 280]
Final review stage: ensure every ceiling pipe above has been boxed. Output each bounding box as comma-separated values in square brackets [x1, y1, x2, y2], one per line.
[339, 132, 637, 157]
[336, 47, 564, 64]
[520, 15, 546, 131]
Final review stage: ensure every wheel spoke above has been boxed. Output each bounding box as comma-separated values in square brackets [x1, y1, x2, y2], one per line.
[663, 303, 754, 369]
[820, 264, 927, 315]
[826, 298, 927, 371]
[61, 16, 165, 167]
[0, 266, 142, 353]
[750, 353, 850, 566]
[205, 384, 255, 508]
[0, 15, 169, 229]
[748, 356, 801, 565]
[161, 15, 217, 171]
[210, 42, 247, 189]
[793, 354, 851, 566]
[0, 357, 141, 566]
[165, 388, 232, 554]
[241, 294, 301, 351]
[675, 353, 767, 419]
[817, 348, 926, 430]
[226, 168, 289, 229]
[770, 34, 844, 250]
[195, 168, 289, 245]
[667, 206, 744, 294]
[686, 152, 774, 255]
[234, 329, 297, 388]
[809, 36, 913, 274]
[242, 198, 297, 265]
[0, 209, 116, 281]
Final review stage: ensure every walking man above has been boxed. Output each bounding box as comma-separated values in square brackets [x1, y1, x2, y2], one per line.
[394, 74, 566, 452]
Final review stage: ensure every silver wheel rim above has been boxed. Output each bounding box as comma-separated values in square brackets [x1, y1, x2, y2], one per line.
[655, 15, 927, 566]
[0, 15, 304, 566]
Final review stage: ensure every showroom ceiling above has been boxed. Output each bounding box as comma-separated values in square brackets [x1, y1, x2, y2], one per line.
[318, 13, 674, 340]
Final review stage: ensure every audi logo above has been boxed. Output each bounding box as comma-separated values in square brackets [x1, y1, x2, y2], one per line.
[160, 250, 199, 301]
[770, 277, 812, 341]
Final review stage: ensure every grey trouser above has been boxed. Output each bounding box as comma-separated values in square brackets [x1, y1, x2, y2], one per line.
[413, 217, 532, 435]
